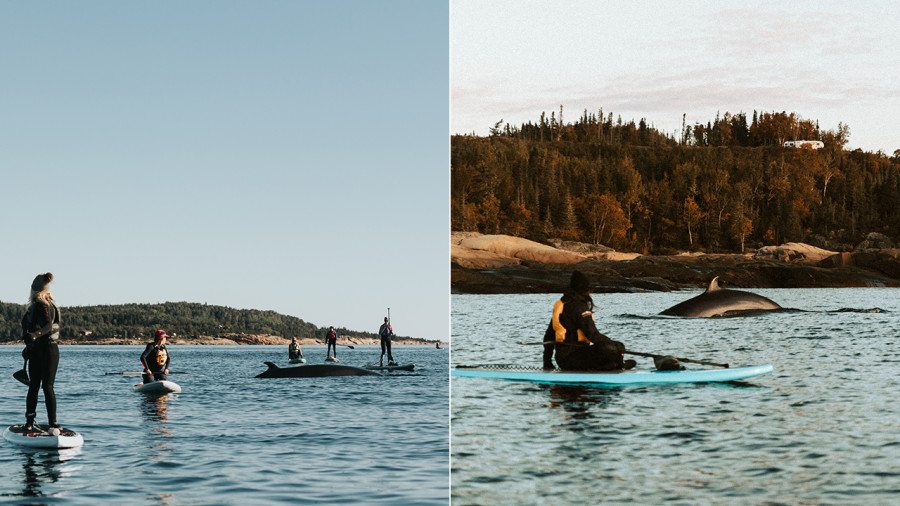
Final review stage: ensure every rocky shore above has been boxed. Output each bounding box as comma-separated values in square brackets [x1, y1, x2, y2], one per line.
[452, 231, 900, 294]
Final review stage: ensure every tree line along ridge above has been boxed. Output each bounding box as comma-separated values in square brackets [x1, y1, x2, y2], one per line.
[0, 301, 395, 343]
[453, 107, 899, 253]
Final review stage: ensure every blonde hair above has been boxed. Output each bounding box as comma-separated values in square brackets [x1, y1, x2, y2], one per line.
[29, 288, 53, 304]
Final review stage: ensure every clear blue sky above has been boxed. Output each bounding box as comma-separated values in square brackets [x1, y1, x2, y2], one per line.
[1, 1, 449, 342]
[452, 0, 900, 154]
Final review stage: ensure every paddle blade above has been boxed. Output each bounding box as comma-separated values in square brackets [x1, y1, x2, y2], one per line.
[13, 369, 29, 385]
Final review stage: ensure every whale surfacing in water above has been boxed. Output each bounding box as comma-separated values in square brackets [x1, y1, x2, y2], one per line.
[255, 362, 382, 378]
[660, 277, 781, 317]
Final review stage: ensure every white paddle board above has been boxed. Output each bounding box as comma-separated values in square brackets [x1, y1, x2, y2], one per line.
[4, 424, 84, 449]
[134, 380, 182, 394]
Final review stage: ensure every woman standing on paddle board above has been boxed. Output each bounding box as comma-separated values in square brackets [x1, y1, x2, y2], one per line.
[542, 271, 635, 371]
[141, 330, 171, 383]
[21, 272, 62, 431]
[379, 317, 396, 366]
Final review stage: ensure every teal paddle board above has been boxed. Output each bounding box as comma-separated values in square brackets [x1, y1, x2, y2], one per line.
[452, 364, 773, 386]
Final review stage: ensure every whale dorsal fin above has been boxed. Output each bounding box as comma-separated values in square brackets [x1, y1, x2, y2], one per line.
[264, 361, 278, 369]
[705, 276, 721, 292]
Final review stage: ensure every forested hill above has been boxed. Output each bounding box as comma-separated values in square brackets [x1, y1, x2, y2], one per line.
[0, 301, 388, 343]
[452, 108, 900, 254]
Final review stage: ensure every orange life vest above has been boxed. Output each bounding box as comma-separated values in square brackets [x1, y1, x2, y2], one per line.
[551, 300, 591, 344]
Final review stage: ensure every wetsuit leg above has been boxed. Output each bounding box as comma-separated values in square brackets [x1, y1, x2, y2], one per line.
[557, 341, 624, 371]
[386, 339, 394, 362]
[25, 355, 41, 424]
[25, 340, 58, 424]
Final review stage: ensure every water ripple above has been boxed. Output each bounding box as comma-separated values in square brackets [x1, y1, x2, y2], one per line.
[452, 288, 900, 504]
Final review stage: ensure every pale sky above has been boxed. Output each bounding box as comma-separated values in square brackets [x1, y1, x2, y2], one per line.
[452, 0, 900, 154]
[1, 1, 449, 341]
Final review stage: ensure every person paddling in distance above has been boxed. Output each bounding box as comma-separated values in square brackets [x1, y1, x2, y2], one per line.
[21, 272, 62, 432]
[325, 326, 338, 360]
[141, 330, 171, 384]
[288, 336, 303, 361]
[379, 317, 396, 366]
[542, 271, 636, 371]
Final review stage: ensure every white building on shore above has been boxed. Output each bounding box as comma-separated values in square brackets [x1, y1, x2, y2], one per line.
[784, 140, 824, 149]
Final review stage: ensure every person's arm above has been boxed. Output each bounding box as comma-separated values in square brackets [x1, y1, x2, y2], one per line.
[542, 323, 555, 369]
[575, 302, 611, 345]
[26, 301, 55, 341]
[140, 344, 152, 372]
[163, 346, 170, 373]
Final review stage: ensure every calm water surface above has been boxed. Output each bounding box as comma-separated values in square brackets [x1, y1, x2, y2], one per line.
[1, 345, 449, 505]
[451, 288, 900, 505]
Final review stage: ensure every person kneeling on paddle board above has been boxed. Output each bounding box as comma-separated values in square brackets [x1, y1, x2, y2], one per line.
[542, 271, 636, 371]
[288, 337, 303, 360]
[22, 273, 62, 432]
[141, 330, 171, 384]
[379, 317, 396, 366]
[325, 327, 338, 359]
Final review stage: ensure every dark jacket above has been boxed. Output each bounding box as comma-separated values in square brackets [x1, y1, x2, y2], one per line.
[543, 290, 615, 369]
[141, 343, 170, 372]
[22, 299, 61, 345]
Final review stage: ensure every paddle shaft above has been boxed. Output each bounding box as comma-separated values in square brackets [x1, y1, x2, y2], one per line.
[104, 371, 192, 375]
[521, 341, 730, 368]
[317, 340, 354, 349]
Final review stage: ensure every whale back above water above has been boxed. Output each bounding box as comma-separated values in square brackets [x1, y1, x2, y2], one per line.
[255, 361, 382, 378]
[659, 277, 782, 317]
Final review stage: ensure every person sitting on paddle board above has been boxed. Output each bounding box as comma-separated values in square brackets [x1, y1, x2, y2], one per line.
[21, 272, 62, 431]
[379, 317, 396, 366]
[140, 330, 171, 384]
[542, 271, 636, 371]
[325, 326, 338, 359]
[288, 336, 303, 360]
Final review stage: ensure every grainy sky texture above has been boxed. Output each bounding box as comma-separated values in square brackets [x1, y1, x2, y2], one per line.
[1, 1, 449, 341]
[452, 0, 899, 154]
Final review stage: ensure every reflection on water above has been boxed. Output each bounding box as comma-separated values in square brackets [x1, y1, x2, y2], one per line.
[8, 448, 82, 500]
[545, 384, 617, 424]
[140, 394, 175, 459]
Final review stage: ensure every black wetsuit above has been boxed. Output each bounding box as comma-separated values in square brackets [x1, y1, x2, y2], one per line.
[543, 290, 625, 371]
[379, 323, 394, 363]
[288, 342, 302, 360]
[325, 330, 337, 357]
[22, 299, 61, 426]
[140, 343, 170, 383]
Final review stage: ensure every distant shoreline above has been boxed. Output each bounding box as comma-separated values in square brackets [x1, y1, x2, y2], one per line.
[0, 337, 448, 346]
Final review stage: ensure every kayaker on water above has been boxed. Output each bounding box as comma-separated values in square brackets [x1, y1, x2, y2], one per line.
[542, 271, 636, 371]
[288, 336, 303, 360]
[141, 330, 171, 384]
[379, 317, 396, 366]
[21, 272, 62, 431]
[325, 326, 338, 359]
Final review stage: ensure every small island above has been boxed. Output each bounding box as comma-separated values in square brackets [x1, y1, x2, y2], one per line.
[0, 301, 442, 346]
